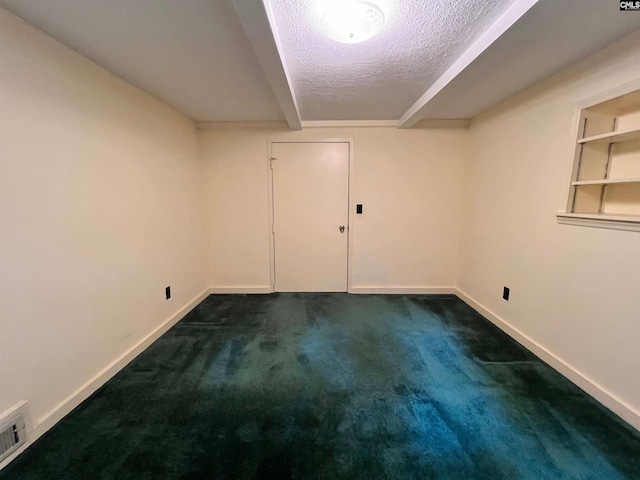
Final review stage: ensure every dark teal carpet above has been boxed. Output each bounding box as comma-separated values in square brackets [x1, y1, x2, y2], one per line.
[3, 294, 640, 479]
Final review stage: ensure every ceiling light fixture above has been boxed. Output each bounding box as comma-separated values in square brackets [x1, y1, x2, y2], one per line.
[319, 1, 386, 44]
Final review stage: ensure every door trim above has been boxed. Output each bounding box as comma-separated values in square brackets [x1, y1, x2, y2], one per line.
[267, 138, 354, 293]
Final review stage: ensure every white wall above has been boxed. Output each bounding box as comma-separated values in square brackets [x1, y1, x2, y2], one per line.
[458, 31, 640, 428]
[0, 6, 208, 444]
[3, 7, 640, 472]
[199, 125, 469, 292]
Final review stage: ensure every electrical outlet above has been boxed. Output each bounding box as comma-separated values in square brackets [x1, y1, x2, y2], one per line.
[503, 286, 510, 301]
[165, 286, 171, 300]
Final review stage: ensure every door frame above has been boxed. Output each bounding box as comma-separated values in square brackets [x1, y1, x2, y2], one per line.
[267, 137, 354, 293]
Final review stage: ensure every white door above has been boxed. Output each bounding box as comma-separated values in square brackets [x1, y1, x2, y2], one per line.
[271, 142, 349, 292]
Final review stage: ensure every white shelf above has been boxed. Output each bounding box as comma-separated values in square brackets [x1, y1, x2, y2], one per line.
[572, 177, 640, 186]
[557, 212, 640, 233]
[578, 127, 640, 145]
[566, 89, 640, 231]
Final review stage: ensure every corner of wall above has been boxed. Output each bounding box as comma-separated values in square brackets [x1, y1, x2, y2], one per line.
[455, 288, 640, 432]
[0, 287, 211, 472]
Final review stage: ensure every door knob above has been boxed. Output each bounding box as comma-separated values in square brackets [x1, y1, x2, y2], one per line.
[339, 225, 345, 233]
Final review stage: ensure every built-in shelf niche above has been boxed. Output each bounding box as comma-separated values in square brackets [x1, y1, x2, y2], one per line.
[558, 88, 640, 232]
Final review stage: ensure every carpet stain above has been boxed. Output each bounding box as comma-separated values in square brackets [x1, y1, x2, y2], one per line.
[2, 293, 639, 479]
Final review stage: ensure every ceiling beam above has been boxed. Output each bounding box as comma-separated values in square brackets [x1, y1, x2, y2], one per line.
[301, 120, 400, 128]
[399, 0, 540, 129]
[231, 0, 302, 130]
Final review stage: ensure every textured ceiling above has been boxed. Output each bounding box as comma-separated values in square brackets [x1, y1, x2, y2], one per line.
[411, 0, 640, 120]
[270, 0, 514, 120]
[2, 0, 638, 125]
[0, 0, 283, 122]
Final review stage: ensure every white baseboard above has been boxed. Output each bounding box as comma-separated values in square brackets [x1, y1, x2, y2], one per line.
[349, 286, 456, 295]
[0, 287, 210, 472]
[209, 286, 455, 295]
[209, 286, 273, 294]
[455, 288, 640, 432]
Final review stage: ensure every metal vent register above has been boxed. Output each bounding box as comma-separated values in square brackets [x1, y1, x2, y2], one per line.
[0, 413, 25, 463]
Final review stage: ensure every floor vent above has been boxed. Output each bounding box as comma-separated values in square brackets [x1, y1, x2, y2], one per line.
[0, 413, 26, 463]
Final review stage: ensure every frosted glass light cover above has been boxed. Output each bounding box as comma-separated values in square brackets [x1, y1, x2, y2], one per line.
[320, 1, 385, 44]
